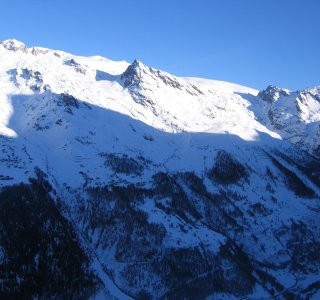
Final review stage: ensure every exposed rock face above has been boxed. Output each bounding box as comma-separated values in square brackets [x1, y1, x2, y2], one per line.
[121, 59, 143, 88]
[258, 85, 290, 103]
[64, 58, 87, 74]
[1, 39, 28, 52]
[121, 59, 203, 108]
[7, 68, 44, 91]
[257, 85, 320, 158]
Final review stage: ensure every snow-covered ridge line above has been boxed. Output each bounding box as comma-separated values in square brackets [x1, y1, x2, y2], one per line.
[0, 38, 319, 154]
[0, 38, 129, 71]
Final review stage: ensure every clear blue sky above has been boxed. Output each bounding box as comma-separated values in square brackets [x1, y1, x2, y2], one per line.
[1, 0, 319, 90]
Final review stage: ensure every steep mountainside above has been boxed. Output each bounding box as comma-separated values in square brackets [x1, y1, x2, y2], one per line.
[0, 39, 319, 299]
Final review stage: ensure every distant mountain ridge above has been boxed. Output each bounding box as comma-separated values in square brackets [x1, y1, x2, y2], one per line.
[0, 39, 319, 299]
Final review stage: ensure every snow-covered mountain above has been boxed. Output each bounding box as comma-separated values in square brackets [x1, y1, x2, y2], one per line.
[0, 39, 319, 299]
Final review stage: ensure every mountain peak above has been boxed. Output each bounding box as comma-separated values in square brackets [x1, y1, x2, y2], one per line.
[121, 59, 148, 88]
[258, 85, 290, 102]
[131, 59, 144, 67]
[129, 59, 150, 74]
[1, 39, 28, 52]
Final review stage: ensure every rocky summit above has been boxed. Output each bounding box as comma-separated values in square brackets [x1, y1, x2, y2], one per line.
[0, 39, 319, 299]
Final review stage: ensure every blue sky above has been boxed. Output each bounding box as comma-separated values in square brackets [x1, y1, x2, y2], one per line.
[1, 0, 319, 90]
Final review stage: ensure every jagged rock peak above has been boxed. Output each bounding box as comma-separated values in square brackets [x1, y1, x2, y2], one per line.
[1, 39, 28, 52]
[121, 59, 204, 97]
[121, 59, 148, 88]
[258, 85, 291, 103]
[131, 59, 145, 68]
[302, 85, 320, 99]
[124, 59, 147, 72]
